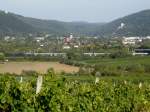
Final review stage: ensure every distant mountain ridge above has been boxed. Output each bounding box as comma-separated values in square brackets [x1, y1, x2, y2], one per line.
[97, 9, 150, 37]
[0, 9, 150, 37]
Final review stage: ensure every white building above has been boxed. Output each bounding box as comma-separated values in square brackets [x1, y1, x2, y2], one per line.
[40, 44, 44, 47]
[4, 10, 8, 14]
[63, 45, 71, 49]
[34, 37, 45, 42]
[122, 37, 142, 45]
[4, 36, 15, 41]
[74, 45, 79, 48]
[70, 33, 73, 39]
[4, 36, 11, 41]
[146, 36, 150, 39]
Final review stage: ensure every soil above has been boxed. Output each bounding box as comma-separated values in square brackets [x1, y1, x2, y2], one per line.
[0, 62, 79, 74]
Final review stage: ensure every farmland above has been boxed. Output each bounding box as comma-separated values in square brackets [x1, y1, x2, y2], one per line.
[0, 54, 150, 111]
[1, 3, 150, 111]
[0, 32, 150, 111]
[81, 56, 150, 66]
[0, 62, 79, 74]
[0, 72, 150, 111]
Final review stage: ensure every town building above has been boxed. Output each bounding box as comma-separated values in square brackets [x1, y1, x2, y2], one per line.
[34, 37, 45, 42]
[63, 45, 71, 49]
[122, 37, 142, 45]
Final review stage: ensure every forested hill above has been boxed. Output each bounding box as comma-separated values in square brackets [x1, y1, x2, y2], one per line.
[0, 10, 104, 36]
[16, 15, 104, 36]
[97, 9, 150, 37]
[0, 9, 150, 37]
[0, 11, 36, 35]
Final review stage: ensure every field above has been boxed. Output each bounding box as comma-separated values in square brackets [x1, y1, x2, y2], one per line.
[0, 57, 150, 111]
[1, 73, 150, 111]
[81, 56, 150, 66]
[0, 62, 79, 74]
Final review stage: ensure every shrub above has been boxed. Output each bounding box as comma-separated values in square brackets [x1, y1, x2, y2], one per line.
[110, 51, 131, 59]
[21, 70, 38, 76]
[125, 64, 145, 73]
[0, 53, 5, 61]
[143, 64, 150, 73]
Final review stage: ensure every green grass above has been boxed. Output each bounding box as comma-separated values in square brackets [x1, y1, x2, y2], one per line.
[58, 73, 150, 83]
[81, 56, 150, 66]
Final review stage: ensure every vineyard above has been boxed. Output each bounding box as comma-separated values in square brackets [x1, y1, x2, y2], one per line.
[0, 71, 150, 112]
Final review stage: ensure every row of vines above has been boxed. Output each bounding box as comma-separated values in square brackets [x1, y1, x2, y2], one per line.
[0, 72, 150, 112]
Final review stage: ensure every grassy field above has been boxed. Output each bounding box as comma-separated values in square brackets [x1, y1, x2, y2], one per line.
[60, 56, 150, 79]
[82, 56, 150, 66]
[0, 62, 79, 74]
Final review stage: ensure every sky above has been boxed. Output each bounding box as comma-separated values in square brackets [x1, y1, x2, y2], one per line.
[0, 0, 150, 22]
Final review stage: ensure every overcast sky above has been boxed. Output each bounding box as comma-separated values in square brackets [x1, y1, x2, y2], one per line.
[0, 0, 150, 22]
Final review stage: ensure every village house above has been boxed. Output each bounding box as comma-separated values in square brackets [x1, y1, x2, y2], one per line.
[34, 37, 45, 42]
[122, 37, 142, 45]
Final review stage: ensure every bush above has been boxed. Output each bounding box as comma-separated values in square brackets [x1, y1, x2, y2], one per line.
[110, 51, 131, 59]
[143, 64, 150, 73]
[78, 66, 95, 76]
[101, 70, 121, 76]
[60, 59, 86, 67]
[0, 53, 5, 61]
[21, 70, 38, 76]
[125, 64, 145, 73]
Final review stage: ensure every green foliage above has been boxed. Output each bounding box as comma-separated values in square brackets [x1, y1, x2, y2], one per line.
[64, 56, 150, 76]
[0, 53, 5, 61]
[109, 50, 131, 59]
[0, 74, 150, 111]
[140, 40, 150, 49]
[17, 15, 104, 36]
[21, 70, 38, 76]
[47, 68, 55, 78]
[125, 64, 145, 73]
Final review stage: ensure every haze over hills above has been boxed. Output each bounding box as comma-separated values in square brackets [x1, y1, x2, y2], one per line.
[0, 9, 150, 37]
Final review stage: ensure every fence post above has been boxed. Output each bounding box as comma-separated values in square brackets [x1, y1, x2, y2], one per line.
[20, 76, 23, 83]
[36, 75, 43, 94]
